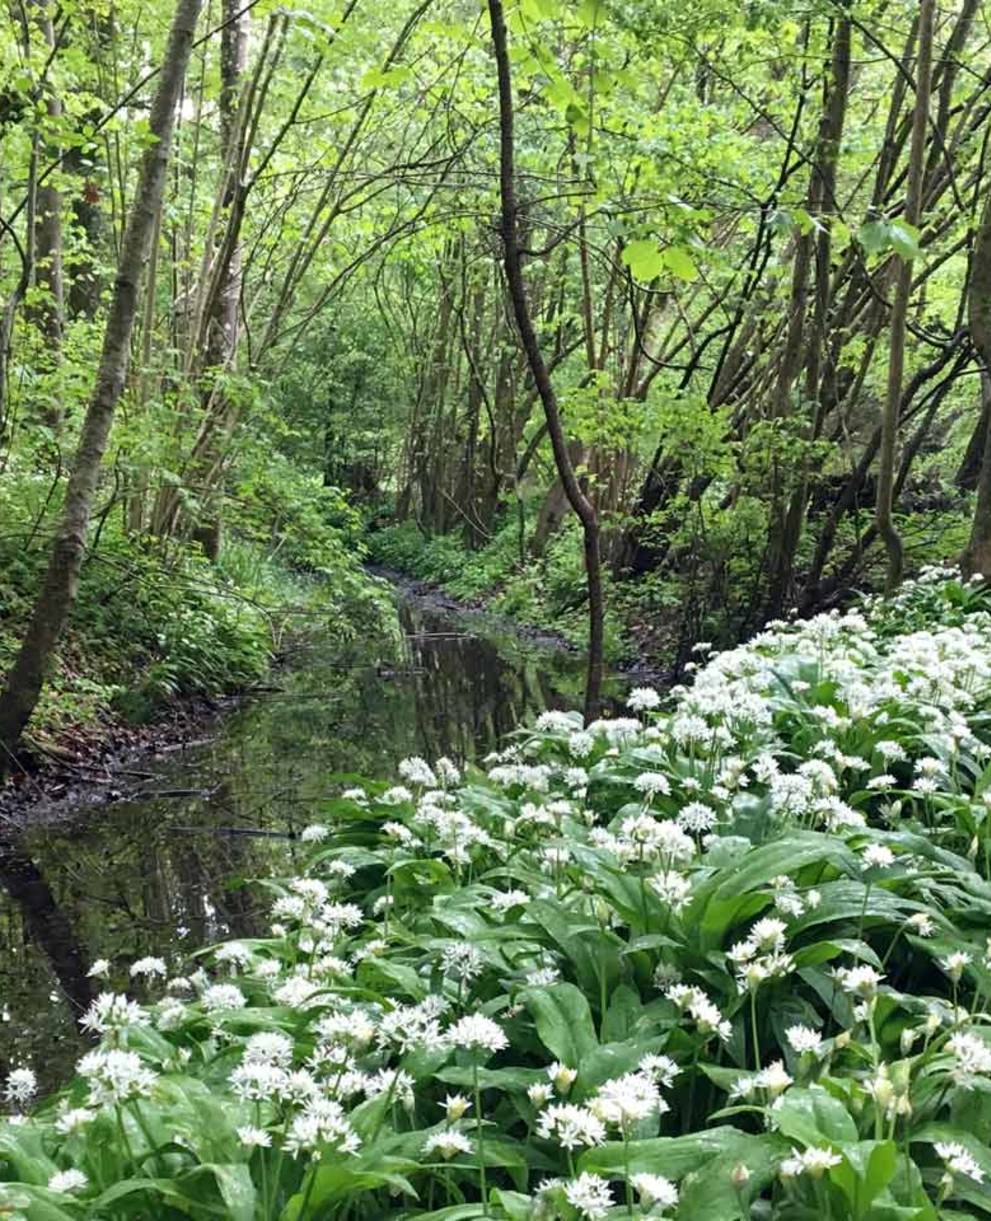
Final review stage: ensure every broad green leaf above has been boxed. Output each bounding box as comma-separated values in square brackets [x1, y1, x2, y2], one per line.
[858, 219, 889, 255]
[830, 1140, 899, 1219]
[579, 1128, 770, 1178]
[662, 246, 698, 281]
[888, 221, 921, 260]
[520, 982, 598, 1065]
[676, 1135, 789, 1218]
[773, 1086, 857, 1147]
[282, 1153, 418, 1217]
[577, 0, 605, 26]
[621, 240, 664, 282]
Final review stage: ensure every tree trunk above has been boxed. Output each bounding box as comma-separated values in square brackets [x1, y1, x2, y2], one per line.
[956, 375, 991, 492]
[0, 0, 204, 771]
[0, 838, 94, 1021]
[190, 0, 248, 559]
[487, 0, 604, 720]
[27, 1, 65, 430]
[962, 190, 991, 576]
[877, 0, 933, 592]
[766, 16, 851, 618]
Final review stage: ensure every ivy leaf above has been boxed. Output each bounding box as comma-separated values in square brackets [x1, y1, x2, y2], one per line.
[622, 239, 664, 282]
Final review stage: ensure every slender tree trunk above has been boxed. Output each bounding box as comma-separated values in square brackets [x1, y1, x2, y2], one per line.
[766, 16, 851, 618]
[0, 0, 203, 771]
[963, 190, 991, 576]
[62, 14, 115, 320]
[0, 149, 35, 442]
[190, 0, 248, 559]
[487, 0, 604, 720]
[877, 0, 933, 592]
[27, 1, 65, 430]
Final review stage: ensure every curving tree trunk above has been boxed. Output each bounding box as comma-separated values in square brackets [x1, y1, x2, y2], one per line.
[0, 0, 204, 772]
[487, 0, 604, 720]
[877, 0, 933, 592]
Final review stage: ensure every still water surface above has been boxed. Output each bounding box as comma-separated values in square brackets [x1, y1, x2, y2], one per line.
[0, 585, 624, 1086]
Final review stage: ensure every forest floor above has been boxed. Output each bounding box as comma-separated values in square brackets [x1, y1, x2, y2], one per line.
[0, 689, 241, 823]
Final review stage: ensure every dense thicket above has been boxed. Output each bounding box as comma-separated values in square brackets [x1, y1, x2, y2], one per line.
[2, 0, 991, 748]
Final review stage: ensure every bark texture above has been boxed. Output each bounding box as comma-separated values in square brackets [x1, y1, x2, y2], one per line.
[962, 191, 991, 576]
[487, 0, 604, 719]
[876, 0, 933, 592]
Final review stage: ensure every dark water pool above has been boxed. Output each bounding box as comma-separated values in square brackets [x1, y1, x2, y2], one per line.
[0, 585, 625, 1086]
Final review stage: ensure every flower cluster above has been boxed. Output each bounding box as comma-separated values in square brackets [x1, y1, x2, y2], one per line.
[0, 574, 989, 1217]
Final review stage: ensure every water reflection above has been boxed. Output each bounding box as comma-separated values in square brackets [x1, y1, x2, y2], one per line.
[0, 588, 622, 1086]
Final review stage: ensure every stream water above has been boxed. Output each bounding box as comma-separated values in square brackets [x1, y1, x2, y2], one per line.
[0, 582, 626, 1088]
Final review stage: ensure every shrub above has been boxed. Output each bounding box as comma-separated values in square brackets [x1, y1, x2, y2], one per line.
[3, 570, 991, 1217]
[0, 453, 387, 742]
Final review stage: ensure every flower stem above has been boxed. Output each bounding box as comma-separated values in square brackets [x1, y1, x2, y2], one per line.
[115, 1106, 139, 1175]
[623, 1132, 634, 1217]
[297, 1160, 318, 1218]
[473, 1062, 488, 1215]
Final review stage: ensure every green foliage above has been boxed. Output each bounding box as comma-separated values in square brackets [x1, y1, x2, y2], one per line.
[367, 518, 624, 655]
[0, 455, 385, 743]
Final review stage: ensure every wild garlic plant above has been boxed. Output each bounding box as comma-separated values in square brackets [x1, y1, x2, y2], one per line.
[2, 569, 991, 1217]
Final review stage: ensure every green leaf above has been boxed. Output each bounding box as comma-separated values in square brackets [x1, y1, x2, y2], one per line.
[282, 1153, 418, 1217]
[830, 1141, 898, 1220]
[693, 833, 856, 943]
[621, 239, 664, 282]
[579, 1128, 772, 1178]
[185, 1164, 257, 1221]
[793, 207, 816, 236]
[662, 246, 698, 281]
[888, 220, 921, 260]
[520, 982, 598, 1065]
[858, 219, 889, 255]
[360, 66, 411, 90]
[773, 1087, 858, 1148]
[521, 0, 560, 18]
[601, 984, 643, 1042]
[565, 101, 590, 137]
[677, 1135, 788, 1219]
[577, 0, 605, 26]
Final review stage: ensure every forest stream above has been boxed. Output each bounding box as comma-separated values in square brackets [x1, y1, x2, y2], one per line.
[0, 579, 627, 1090]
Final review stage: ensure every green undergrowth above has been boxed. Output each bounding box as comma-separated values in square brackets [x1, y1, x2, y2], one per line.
[0, 460, 389, 752]
[366, 518, 627, 658]
[1, 570, 991, 1216]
